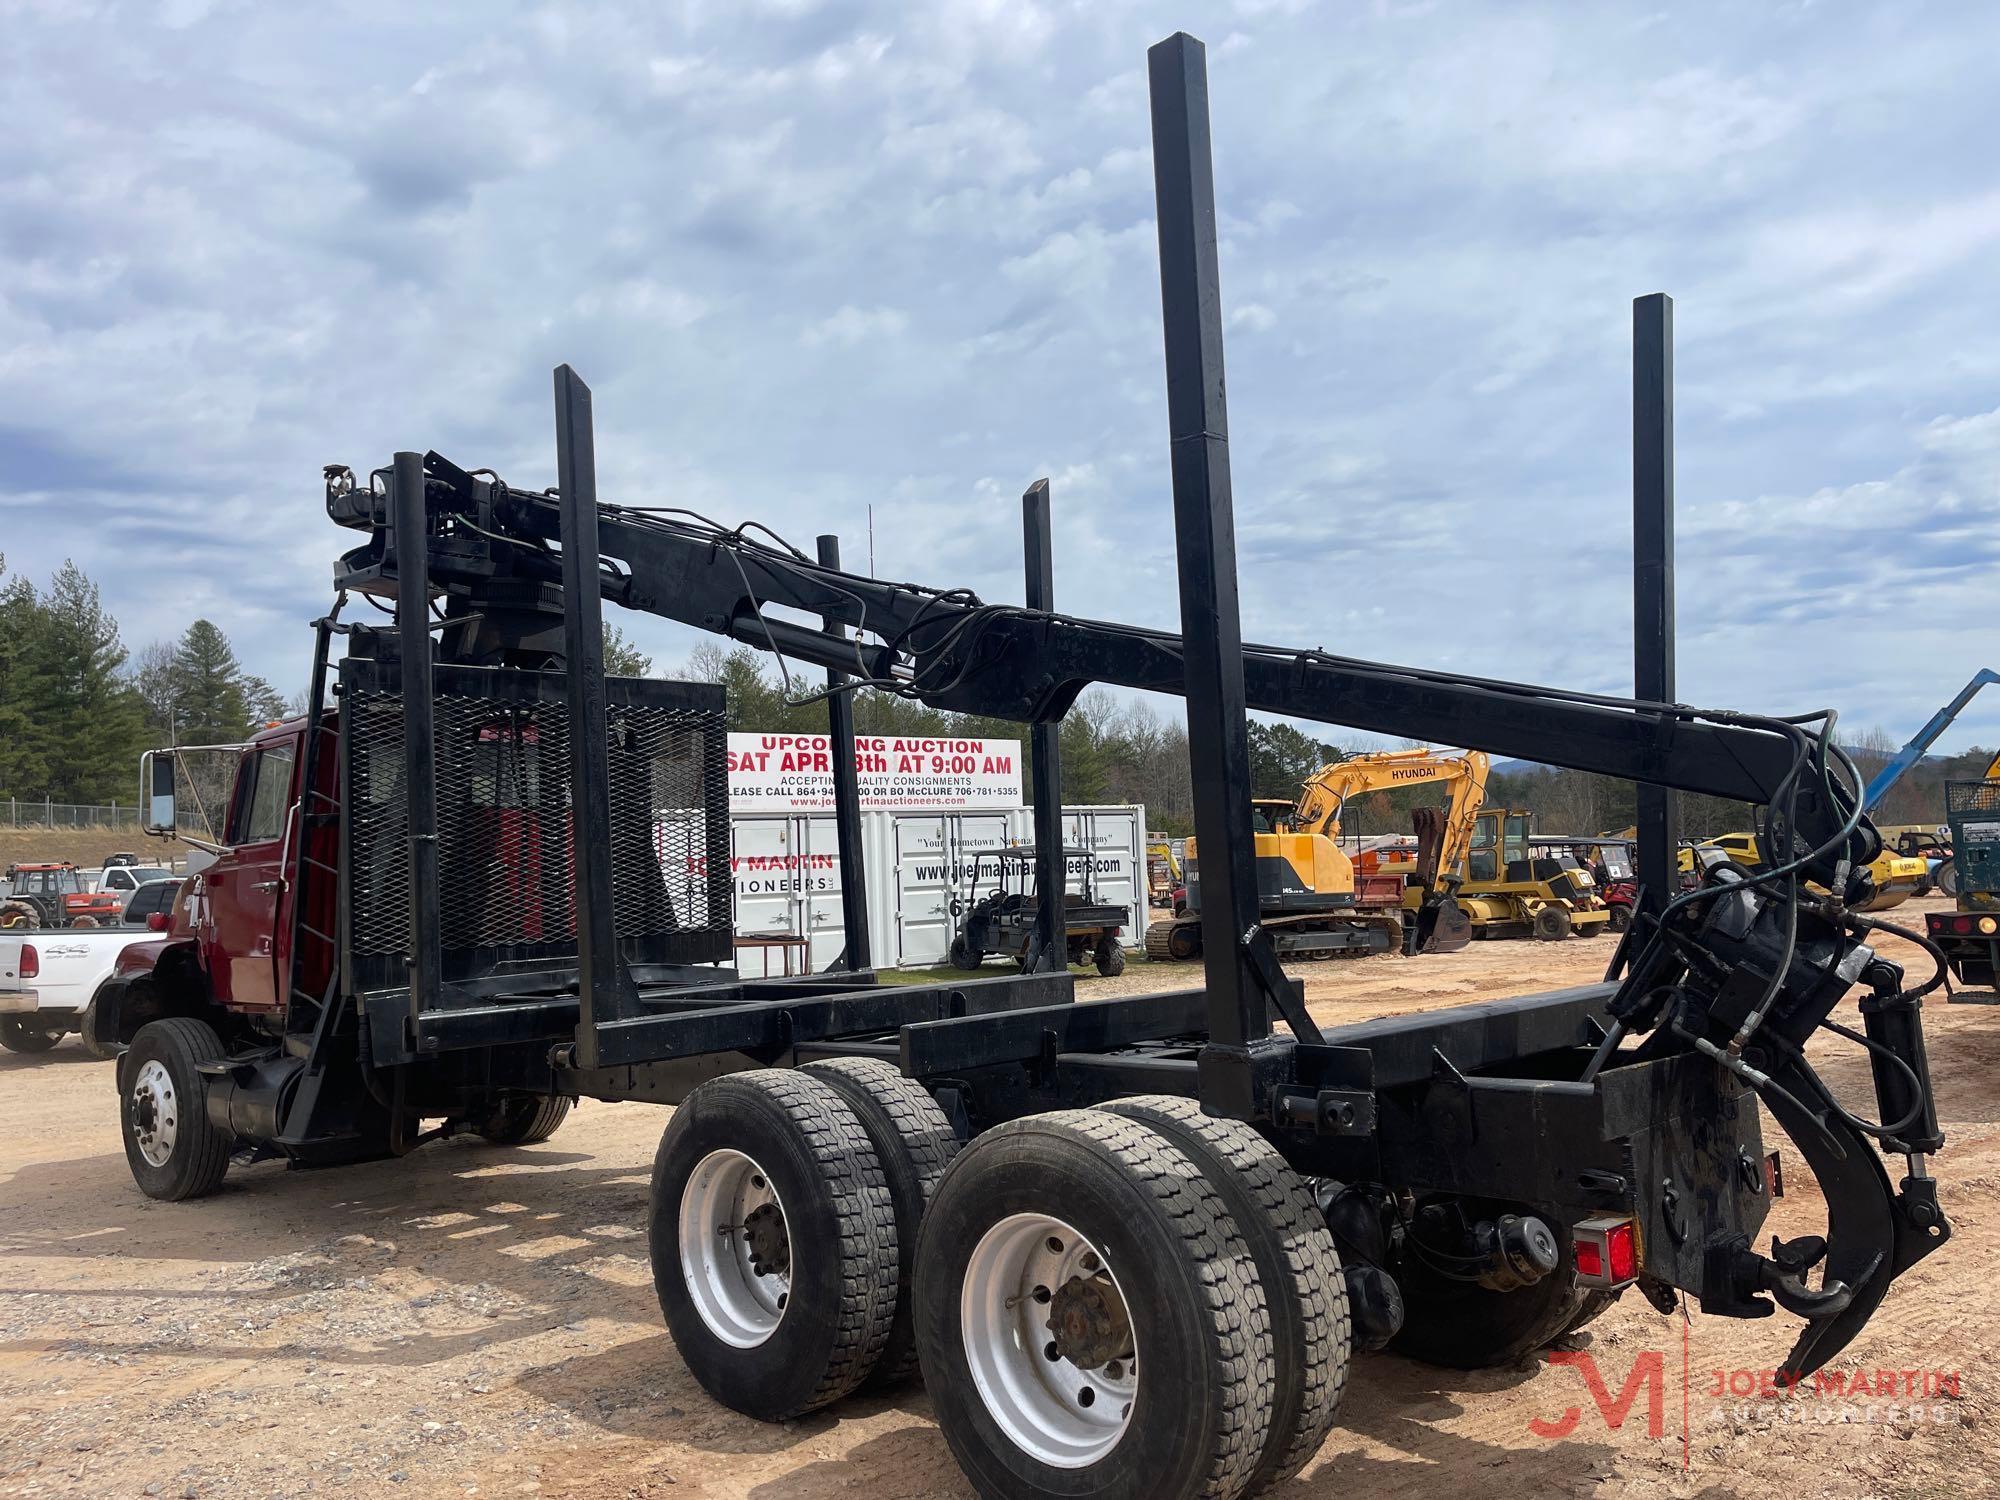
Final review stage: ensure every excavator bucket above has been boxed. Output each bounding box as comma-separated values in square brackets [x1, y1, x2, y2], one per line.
[1413, 893, 1473, 954]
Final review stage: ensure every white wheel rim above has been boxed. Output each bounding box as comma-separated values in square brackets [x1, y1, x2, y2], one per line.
[678, 1149, 791, 1348]
[130, 1058, 179, 1168]
[961, 1213, 1138, 1467]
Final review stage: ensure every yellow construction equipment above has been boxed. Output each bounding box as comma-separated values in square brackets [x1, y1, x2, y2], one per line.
[1145, 748, 1486, 961]
[1144, 836, 1182, 906]
[1680, 832, 1928, 912]
[1454, 809, 1614, 939]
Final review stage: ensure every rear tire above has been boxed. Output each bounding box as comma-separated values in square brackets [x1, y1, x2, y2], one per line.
[913, 1109, 1275, 1500]
[0, 1018, 61, 1054]
[474, 1094, 572, 1145]
[650, 1070, 898, 1419]
[1935, 858, 1959, 898]
[1095, 939, 1126, 977]
[801, 1057, 960, 1388]
[948, 935, 983, 971]
[1100, 1096, 1350, 1493]
[0, 902, 38, 930]
[120, 1018, 231, 1200]
[1531, 905, 1572, 942]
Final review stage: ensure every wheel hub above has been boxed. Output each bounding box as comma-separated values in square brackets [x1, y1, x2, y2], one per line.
[677, 1148, 791, 1348]
[744, 1200, 790, 1277]
[1048, 1273, 1132, 1370]
[961, 1213, 1139, 1468]
[129, 1058, 179, 1168]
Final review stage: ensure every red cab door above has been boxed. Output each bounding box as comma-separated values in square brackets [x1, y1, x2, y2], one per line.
[202, 737, 297, 1011]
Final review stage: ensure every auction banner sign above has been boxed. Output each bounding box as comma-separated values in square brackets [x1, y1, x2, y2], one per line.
[726, 733, 1023, 813]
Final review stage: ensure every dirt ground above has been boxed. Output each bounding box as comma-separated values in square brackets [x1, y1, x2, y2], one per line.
[3, 896, 1996, 1499]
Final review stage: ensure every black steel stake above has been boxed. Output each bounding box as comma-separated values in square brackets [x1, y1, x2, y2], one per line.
[816, 533, 871, 971]
[392, 452, 442, 1037]
[554, 365, 636, 1066]
[1149, 31, 1297, 1113]
[1633, 294, 1679, 914]
[1022, 479, 1066, 974]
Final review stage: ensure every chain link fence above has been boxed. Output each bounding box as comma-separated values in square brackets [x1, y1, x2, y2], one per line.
[0, 798, 144, 831]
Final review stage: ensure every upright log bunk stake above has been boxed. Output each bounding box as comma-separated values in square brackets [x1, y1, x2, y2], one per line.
[1149, 32, 1313, 1116]
[816, 533, 872, 971]
[1633, 293, 1679, 916]
[554, 364, 637, 1067]
[1021, 479, 1067, 974]
[392, 451, 442, 1037]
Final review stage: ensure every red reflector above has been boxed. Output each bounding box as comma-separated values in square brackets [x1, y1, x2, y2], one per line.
[1606, 1221, 1638, 1283]
[18, 943, 37, 980]
[1572, 1214, 1640, 1288]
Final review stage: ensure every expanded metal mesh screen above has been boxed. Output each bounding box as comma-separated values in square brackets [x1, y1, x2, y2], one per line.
[1946, 781, 2000, 815]
[343, 669, 731, 985]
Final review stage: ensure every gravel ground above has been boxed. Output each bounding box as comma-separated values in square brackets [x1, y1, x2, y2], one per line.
[2, 895, 1996, 1498]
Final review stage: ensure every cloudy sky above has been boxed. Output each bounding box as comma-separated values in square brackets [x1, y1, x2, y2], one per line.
[6, 0, 2000, 752]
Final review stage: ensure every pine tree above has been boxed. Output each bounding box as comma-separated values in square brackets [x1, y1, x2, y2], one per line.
[168, 619, 254, 744]
[28, 560, 148, 802]
[0, 557, 51, 795]
[604, 623, 654, 677]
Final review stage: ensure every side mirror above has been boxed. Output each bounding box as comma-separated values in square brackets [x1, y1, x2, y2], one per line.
[146, 911, 170, 932]
[142, 752, 176, 835]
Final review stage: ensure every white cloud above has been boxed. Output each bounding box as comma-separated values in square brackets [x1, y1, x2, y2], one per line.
[800, 304, 909, 347]
[3, 0, 2000, 754]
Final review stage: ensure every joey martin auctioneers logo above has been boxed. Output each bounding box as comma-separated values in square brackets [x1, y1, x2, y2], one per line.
[1527, 1327, 1965, 1472]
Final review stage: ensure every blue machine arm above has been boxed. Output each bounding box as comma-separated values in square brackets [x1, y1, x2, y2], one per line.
[1862, 668, 2000, 810]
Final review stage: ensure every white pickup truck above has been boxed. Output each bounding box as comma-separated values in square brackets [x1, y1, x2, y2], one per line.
[0, 928, 153, 1056]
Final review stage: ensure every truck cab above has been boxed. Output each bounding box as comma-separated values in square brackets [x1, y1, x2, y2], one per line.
[90, 716, 334, 1048]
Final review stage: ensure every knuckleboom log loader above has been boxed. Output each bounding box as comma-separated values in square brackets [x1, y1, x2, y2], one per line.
[1146, 747, 1488, 961]
[92, 35, 1952, 1500]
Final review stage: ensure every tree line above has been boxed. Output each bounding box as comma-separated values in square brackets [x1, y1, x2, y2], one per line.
[0, 555, 289, 807]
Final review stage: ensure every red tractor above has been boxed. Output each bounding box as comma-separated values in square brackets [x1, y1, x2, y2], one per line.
[1, 862, 123, 929]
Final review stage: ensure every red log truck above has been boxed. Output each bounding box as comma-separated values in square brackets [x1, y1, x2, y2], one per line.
[81, 33, 1954, 1500]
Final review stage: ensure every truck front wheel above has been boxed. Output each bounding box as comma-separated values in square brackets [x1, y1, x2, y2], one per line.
[121, 1018, 231, 1200]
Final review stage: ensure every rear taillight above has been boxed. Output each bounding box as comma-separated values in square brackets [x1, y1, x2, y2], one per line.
[1955, 916, 1975, 934]
[18, 944, 37, 980]
[147, 912, 170, 932]
[1572, 1215, 1639, 1288]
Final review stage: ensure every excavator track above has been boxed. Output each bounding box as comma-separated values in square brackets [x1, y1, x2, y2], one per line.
[1146, 911, 1402, 962]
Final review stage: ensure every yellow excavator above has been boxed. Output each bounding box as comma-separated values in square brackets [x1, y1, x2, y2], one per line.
[1144, 748, 1487, 961]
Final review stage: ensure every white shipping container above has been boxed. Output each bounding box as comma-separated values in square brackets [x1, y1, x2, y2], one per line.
[721, 803, 1147, 972]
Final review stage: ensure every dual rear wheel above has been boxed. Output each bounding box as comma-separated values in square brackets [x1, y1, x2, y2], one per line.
[651, 1075, 1599, 1498]
[650, 1079, 1361, 1499]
